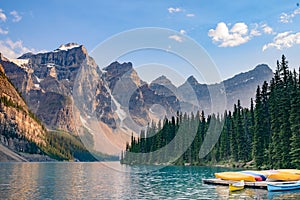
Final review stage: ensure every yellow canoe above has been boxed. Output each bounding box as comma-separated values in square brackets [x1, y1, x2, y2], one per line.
[277, 169, 300, 174]
[229, 180, 244, 192]
[268, 171, 300, 181]
[215, 172, 256, 182]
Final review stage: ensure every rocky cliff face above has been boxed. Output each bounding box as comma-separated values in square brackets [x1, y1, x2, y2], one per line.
[0, 44, 99, 133]
[102, 62, 180, 132]
[0, 63, 47, 157]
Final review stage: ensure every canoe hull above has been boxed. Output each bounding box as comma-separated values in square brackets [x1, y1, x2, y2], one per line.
[229, 184, 244, 192]
[268, 172, 300, 181]
[229, 180, 244, 192]
[267, 182, 300, 192]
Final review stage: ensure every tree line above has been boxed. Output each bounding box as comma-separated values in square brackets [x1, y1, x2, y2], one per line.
[121, 55, 300, 169]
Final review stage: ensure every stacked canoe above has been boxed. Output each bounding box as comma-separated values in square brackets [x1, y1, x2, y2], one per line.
[267, 169, 300, 181]
[215, 169, 300, 182]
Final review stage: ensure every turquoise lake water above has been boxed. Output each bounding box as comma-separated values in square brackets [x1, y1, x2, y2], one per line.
[1, 162, 300, 199]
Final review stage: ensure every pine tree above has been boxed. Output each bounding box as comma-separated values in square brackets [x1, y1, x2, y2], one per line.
[278, 58, 292, 168]
[242, 108, 252, 161]
[269, 76, 282, 168]
[237, 100, 247, 161]
[219, 111, 230, 160]
[248, 98, 255, 160]
[253, 86, 264, 168]
[289, 70, 300, 168]
[230, 108, 238, 161]
[261, 81, 271, 166]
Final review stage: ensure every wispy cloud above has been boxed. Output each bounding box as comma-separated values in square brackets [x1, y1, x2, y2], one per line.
[208, 22, 251, 47]
[0, 38, 35, 58]
[169, 35, 184, 42]
[168, 7, 182, 13]
[186, 13, 195, 17]
[0, 9, 7, 22]
[279, 8, 300, 23]
[262, 31, 300, 51]
[0, 27, 8, 35]
[10, 10, 22, 22]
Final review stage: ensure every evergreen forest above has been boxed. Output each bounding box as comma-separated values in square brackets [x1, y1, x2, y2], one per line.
[121, 55, 300, 169]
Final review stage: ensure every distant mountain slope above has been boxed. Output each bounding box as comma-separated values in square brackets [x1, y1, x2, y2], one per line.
[150, 64, 274, 114]
[223, 64, 273, 109]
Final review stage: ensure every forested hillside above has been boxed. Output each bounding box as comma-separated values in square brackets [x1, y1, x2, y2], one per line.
[122, 55, 300, 169]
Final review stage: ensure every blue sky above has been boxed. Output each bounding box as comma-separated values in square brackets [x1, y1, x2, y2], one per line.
[0, 0, 300, 84]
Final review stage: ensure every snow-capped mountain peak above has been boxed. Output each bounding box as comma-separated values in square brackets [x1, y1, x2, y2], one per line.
[55, 43, 81, 52]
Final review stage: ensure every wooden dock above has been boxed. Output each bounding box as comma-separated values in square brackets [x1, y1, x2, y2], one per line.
[203, 178, 298, 189]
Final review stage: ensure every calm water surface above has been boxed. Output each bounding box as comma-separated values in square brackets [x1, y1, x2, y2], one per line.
[0, 162, 299, 199]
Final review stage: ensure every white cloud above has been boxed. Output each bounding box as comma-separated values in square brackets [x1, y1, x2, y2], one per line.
[231, 22, 248, 35]
[0, 27, 8, 35]
[168, 7, 182, 13]
[262, 31, 300, 51]
[0, 9, 7, 22]
[208, 22, 251, 47]
[186, 13, 195, 17]
[0, 38, 35, 58]
[179, 29, 186, 35]
[10, 10, 22, 22]
[261, 24, 274, 34]
[169, 35, 184, 42]
[279, 8, 300, 23]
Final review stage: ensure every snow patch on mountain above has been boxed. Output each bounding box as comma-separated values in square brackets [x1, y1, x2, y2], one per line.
[35, 76, 43, 83]
[9, 59, 29, 67]
[243, 77, 254, 83]
[54, 43, 81, 52]
[103, 84, 127, 124]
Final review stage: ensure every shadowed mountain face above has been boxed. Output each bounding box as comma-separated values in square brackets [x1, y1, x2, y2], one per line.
[0, 44, 273, 137]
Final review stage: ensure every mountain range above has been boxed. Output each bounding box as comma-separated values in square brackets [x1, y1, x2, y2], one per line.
[0, 43, 273, 160]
